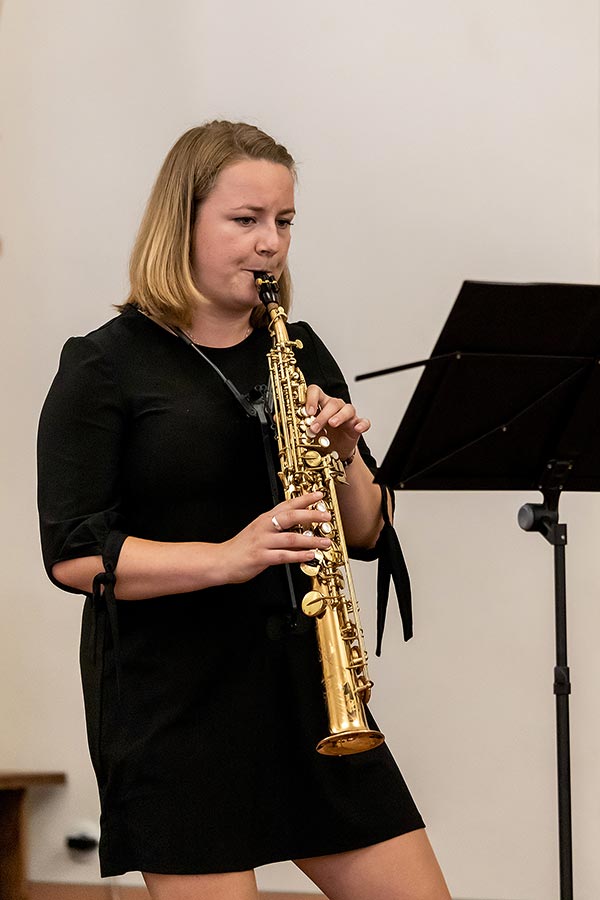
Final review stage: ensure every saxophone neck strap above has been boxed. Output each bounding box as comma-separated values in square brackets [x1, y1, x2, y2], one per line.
[172, 326, 259, 418]
[172, 324, 299, 618]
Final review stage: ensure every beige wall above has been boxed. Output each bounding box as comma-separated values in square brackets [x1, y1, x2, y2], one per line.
[1, 1, 599, 898]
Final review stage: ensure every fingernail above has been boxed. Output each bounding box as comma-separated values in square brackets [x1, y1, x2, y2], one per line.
[310, 421, 321, 433]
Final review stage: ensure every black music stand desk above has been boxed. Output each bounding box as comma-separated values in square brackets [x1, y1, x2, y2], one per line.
[357, 280, 600, 900]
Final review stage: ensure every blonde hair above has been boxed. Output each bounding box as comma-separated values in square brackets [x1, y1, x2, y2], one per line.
[120, 121, 296, 329]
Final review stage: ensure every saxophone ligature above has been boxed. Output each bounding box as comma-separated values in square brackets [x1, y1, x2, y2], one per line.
[255, 271, 384, 756]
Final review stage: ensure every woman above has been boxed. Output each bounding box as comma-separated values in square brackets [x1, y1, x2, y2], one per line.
[38, 121, 450, 900]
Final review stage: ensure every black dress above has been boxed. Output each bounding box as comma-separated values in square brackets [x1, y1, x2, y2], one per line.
[37, 306, 423, 877]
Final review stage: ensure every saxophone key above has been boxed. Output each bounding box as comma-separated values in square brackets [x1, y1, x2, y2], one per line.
[303, 450, 322, 468]
[300, 548, 324, 576]
[301, 590, 327, 618]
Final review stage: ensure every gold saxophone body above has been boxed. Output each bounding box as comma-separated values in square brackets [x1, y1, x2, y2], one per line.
[255, 272, 384, 756]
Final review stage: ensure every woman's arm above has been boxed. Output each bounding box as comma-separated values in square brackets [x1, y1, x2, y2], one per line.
[53, 491, 333, 600]
[335, 450, 384, 549]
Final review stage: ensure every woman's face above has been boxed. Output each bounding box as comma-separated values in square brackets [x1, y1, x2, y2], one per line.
[190, 158, 295, 314]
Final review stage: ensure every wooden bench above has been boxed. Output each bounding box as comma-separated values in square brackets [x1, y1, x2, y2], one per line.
[0, 771, 66, 900]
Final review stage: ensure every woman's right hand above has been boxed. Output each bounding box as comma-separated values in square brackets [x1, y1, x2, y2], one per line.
[218, 491, 332, 584]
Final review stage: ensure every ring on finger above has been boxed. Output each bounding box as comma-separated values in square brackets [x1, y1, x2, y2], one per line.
[271, 515, 283, 532]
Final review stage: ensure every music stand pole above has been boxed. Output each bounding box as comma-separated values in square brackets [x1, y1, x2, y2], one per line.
[518, 486, 573, 900]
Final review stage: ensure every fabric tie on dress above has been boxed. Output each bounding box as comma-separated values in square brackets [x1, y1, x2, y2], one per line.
[375, 485, 413, 656]
[91, 531, 125, 701]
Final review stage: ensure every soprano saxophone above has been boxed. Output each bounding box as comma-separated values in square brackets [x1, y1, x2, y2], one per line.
[255, 272, 384, 756]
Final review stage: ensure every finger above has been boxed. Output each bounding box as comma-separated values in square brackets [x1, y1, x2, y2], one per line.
[274, 532, 331, 550]
[259, 535, 332, 570]
[304, 384, 326, 417]
[266, 547, 327, 567]
[275, 491, 324, 512]
[309, 398, 346, 433]
[271, 514, 284, 532]
[270, 504, 332, 532]
[335, 414, 370, 433]
[327, 406, 361, 428]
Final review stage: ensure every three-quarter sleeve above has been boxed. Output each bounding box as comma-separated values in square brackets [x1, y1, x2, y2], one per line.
[37, 335, 128, 594]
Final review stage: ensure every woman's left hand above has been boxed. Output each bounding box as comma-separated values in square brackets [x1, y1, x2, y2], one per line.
[304, 384, 371, 462]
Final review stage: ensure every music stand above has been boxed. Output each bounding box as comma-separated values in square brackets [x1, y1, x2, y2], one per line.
[357, 280, 600, 900]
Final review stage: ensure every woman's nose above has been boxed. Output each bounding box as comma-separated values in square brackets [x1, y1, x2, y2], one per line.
[255, 222, 280, 255]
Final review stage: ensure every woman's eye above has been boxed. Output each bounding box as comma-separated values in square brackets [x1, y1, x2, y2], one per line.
[277, 219, 294, 229]
[234, 216, 255, 225]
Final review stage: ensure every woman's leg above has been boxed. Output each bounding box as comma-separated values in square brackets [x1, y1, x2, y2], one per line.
[142, 870, 259, 900]
[294, 829, 450, 900]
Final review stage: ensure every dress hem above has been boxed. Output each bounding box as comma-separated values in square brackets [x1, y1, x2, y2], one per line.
[99, 819, 426, 878]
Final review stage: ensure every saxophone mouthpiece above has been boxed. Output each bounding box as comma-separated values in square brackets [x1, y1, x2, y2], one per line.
[254, 271, 280, 307]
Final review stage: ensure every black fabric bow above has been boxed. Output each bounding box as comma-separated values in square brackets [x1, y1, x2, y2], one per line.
[375, 485, 413, 656]
[91, 531, 125, 700]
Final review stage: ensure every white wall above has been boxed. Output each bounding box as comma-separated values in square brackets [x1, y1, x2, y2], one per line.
[1, 2, 599, 898]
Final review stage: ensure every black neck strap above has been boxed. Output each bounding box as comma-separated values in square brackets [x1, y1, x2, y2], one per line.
[172, 326, 299, 618]
[173, 327, 259, 418]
